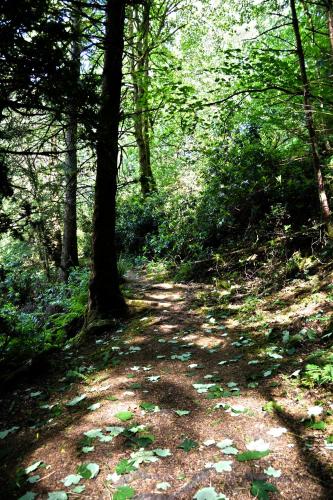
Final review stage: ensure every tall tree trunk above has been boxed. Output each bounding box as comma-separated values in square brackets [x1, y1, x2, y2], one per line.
[290, 0, 332, 231]
[60, 9, 80, 281]
[132, 0, 156, 197]
[87, 0, 127, 322]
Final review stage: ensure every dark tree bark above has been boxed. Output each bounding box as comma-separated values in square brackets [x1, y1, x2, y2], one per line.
[87, 0, 127, 322]
[131, 0, 156, 197]
[61, 9, 80, 281]
[290, 0, 332, 232]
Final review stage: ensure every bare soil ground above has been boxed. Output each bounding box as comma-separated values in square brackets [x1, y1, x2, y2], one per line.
[0, 269, 332, 499]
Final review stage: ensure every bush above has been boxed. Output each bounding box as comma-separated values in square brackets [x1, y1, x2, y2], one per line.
[116, 124, 318, 266]
[0, 241, 89, 360]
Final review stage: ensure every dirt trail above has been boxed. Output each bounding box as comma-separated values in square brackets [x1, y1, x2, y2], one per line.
[0, 272, 332, 499]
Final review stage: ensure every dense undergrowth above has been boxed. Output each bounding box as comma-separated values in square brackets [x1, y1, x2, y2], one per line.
[0, 240, 89, 366]
[1, 222, 333, 394]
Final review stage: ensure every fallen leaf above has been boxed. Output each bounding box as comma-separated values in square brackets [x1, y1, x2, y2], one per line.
[66, 394, 87, 407]
[264, 466, 281, 478]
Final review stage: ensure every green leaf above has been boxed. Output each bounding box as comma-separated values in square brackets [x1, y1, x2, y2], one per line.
[264, 466, 281, 478]
[47, 493, 68, 500]
[25, 461, 43, 474]
[175, 410, 191, 416]
[115, 459, 137, 475]
[113, 486, 135, 500]
[18, 493, 37, 500]
[178, 438, 198, 452]
[250, 480, 278, 499]
[66, 394, 87, 406]
[114, 411, 134, 422]
[236, 450, 270, 462]
[326, 434, 333, 443]
[146, 375, 160, 382]
[140, 402, 160, 412]
[61, 474, 82, 486]
[262, 401, 283, 413]
[130, 432, 155, 447]
[129, 383, 142, 389]
[76, 463, 99, 479]
[306, 420, 326, 430]
[156, 481, 171, 490]
[106, 395, 118, 401]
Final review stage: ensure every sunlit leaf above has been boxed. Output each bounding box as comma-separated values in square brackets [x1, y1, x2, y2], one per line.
[76, 463, 99, 479]
[175, 410, 191, 416]
[246, 439, 270, 452]
[61, 474, 82, 487]
[82, 446, 94, 453]
[205, 460, 233, 472]
[47, 493, 68, 500]
[193, 486, 228, 499]
[156, 481, 171, 490]
[66, 394, 87, 406]
[72, 485, 85, 493]
[18, 493, 37, 500]
[114, 411, 134, 422]
[264, 466, 281, 478]
[25, 461, 43, 474]
[87, 403, 101, 411]
[153, 448, 172, 457]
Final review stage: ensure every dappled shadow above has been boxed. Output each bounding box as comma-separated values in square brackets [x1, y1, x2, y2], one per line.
[1, 271, 333, 498]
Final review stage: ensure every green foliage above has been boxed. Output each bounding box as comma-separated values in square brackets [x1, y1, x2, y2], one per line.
[236, 450, 270, 461]
[0, 241, 89, 362]
[262, 401, 283, 414]
[301, 348, 333, 387]
[250, 480, 278, 499]
[115, 459, 136, 475]
[178, 438, 198, 452]
[113, 486, 135, 500]
[114, 411, 134, 422]
[302, 360, 333, 387]
[117, 123, 318, 267]
[76, 463, 99, 479]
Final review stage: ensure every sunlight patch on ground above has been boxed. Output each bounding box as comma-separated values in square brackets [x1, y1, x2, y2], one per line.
[158, 324, 179, 332]
[147, 291, 182, 302]
[151, 283, 175, 290]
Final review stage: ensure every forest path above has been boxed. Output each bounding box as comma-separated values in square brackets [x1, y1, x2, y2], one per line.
[1, 270, 333, 499]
